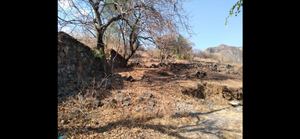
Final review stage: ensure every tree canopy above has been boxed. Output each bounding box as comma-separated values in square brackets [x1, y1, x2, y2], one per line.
[225, 0, 243, 27]
[58, 0, 194, 74]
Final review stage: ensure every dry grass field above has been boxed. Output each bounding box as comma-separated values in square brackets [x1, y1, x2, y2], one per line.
[58, 52, 242, 139]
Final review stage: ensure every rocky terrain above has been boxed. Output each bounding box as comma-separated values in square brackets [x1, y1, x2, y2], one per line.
[58, 58, 243, 139]
[58, 34, 243, 139]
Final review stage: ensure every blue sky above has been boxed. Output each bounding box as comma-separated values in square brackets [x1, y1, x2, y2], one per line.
[182, 0, 243, 51]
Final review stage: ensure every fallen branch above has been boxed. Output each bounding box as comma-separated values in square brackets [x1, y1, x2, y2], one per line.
[76, 107, 99, 125]
[77, 90, 99, 125]
[59, 92, 99, 125]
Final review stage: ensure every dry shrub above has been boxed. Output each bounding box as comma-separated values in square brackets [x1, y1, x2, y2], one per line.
[145, 47, 160, 58]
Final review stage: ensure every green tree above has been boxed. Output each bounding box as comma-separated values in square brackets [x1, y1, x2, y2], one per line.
[225, 0, 243, 27]
[156, 34, 194, 60]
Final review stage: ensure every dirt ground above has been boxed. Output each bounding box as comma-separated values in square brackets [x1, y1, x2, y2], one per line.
[58, 53, 243, 139]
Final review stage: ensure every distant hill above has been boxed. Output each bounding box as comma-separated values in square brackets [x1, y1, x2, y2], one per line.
[204, 44, 242, 63]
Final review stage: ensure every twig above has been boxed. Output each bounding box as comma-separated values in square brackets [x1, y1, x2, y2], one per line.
[111, 84, 117, 90]
[70, 97, 99, 125]
[78, 91, 82, 109]
[76, 107, 99, 125]
[59, 90, 99, 125]
[98, 73, 112, 89]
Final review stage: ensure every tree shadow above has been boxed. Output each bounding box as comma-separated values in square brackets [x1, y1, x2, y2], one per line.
[175, 107, 240, 138]
[58, 70, 128, 106]
[58, 107, 238, 139]
[58, 113, 187, 139]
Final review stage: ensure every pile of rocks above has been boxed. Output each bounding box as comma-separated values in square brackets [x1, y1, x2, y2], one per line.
[186, 70, 207, 78]
[104, 91, 157, 113]
[128, 61, 242, 76]
[172, 99, 200, 118]
[135, 92, 157, 112]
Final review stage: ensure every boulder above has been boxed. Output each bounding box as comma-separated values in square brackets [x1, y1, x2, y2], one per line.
[105, 99, 117, 108]
[122, 101, 130, 107]
[146, 92, 153, 100]
[116, 92, 124, 102]
[223, 92, 232, 100]
[94, 99, 104, 107]
[229, 101, 243, 106]
[124, 75, 135, 82]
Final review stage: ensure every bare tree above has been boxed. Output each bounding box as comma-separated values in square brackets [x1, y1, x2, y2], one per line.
[193, 49, 212, 59]
[155, 33, 194, 61]
[58, 0, 194, 74]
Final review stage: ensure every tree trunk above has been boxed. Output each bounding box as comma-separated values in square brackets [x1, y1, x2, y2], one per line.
[96, 32, 112, 75]
[122, 58, 129, 67]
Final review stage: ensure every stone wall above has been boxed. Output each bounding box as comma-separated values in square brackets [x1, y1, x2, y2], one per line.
[109, 49, 127, 68]
[58, 31, 105, 96]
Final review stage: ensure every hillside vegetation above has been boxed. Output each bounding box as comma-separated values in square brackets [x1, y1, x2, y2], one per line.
[204, 44, 242, 64]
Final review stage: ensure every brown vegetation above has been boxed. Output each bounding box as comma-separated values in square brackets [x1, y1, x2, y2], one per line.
[58, 52, 242, 139]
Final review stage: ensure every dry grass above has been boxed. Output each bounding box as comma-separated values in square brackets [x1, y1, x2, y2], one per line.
[193, 57, 219, 63]
[58, 52, 242, 139]
[207, 79, 242, 88]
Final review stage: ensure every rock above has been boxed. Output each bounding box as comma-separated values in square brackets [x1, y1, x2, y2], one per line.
[94, 99, 104, 107]
[58, 114, 64, 118]
[229, 101, 243, 106]
[225, 64, 232, 69]
[212, 63, 218, 68]
[116, 92, 124, 102]
[223, 92, 232, 100]
[105, 99, 117, 108]
[199, 70, 207, 77]
[125, 75, 135, 82]
[173, 112, 181, 118]
[189, 112, 200, 117]
[122, 101, 130, 107]
[61, 120, 65, 124]
[125, 97, 131, 101]
[137, 97, 145, 104]
[134, 107, 141, 112]
[210, 66, 217, 71]
[114, 73, 122, 77]
[189, 70, 207, 78]
[138, 97, 145, 102]
[193, 117, 200, 123]
[129, 78, 135, 82]
[150, 101, 155, 108]
[147, 107, 154, 112]
[141, 75, 145, 80]
[238, 71, 243, 76]
[199, 99, 216, 109]
[232, 106, 242, 113]
[187, 101, 193, 104]
[229, 70, 238, 74]
[145, 92, 152, 100]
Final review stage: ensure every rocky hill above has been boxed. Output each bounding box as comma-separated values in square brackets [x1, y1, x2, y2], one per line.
[204, 44, 242, 63]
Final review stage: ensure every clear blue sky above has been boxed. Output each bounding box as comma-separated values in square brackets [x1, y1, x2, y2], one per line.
[182, 0, 243, 51]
